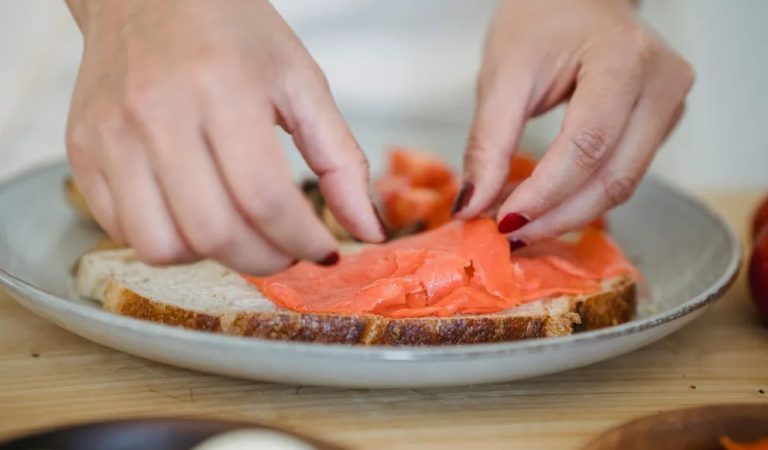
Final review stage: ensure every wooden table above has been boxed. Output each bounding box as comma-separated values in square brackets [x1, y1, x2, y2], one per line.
[1, 190, 766, 450]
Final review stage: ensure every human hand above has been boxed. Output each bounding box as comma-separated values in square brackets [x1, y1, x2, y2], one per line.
[64, 0, 385, 274]
[453, 0, 694, 246]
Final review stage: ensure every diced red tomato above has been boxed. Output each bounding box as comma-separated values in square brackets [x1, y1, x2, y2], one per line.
[376, 147, 459, 230]
[588, 217, 609, 232]
[752, 194, 768, 241]
[507, 152, 537, 182]
[383, 187, 442, 229]
[390, 147, 455, 188]
[749, 229, 768, 321]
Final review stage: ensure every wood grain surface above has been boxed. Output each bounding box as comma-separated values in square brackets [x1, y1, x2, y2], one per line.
[0, 191, 766, 450]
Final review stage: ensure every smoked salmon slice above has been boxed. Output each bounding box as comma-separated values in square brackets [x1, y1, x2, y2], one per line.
[246, 218, 636, 319]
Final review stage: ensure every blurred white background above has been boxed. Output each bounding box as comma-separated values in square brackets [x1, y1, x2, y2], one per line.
[0, 1, 765, 188]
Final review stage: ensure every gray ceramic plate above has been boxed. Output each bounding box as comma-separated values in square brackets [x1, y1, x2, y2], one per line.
[0, 162, 740, 388]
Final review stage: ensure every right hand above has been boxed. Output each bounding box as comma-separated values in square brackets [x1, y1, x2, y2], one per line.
[64, 0, 385, 274]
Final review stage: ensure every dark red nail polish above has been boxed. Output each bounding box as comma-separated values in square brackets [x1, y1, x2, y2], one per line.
[498, 213, 530, 234]
[509, 239, 527, 252]
[317, 251, 339, 266]
[451, 182, 475, 216]
[373, 204, 389, 238]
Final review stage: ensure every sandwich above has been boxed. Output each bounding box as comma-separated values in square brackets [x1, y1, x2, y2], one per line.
[69, 148, 638, 346]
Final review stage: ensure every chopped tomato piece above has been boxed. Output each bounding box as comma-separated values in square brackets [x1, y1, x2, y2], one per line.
[376, 147, 458, 230]
[507, 152, 537, 182]
[588, 217, 609, 231]
[390, 147, 455, 188]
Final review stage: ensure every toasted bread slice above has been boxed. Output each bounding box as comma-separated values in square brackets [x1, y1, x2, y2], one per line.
[74, 249, 636, 346]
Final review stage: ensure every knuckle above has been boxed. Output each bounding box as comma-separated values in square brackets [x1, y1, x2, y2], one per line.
[465, 133, 486, 156]
[123, 74, 168, 124]
[93, 110, 128, 141]
[187, 48, 237, 89]
[618, 26, 654, 63]
[186, 220, 234, 257]
[604, 26, 654, 79]
[567, 127, 611, 170]
[676, 59, 696, 94]
[293, 58, 329, 89]
[348, 150, 370, 174]
[281, 59, 330, 108]
[307, 63, 330, 91]
[242, 191, 283, 224]
[317, 146, 370, 180]
[463, 134, 494, 172]
[603, 175, 637, 208]
[65, 124, 88, 161]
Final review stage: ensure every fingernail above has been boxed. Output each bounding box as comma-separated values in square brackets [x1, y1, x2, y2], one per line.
[372, 204, 389, 238]
[509, 239, 527, 252]
[317, 251, 339, 266]
[451, 182, 475, 216]
[498, 213, 530, 234]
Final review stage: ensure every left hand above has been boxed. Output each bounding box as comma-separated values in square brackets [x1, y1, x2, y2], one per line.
[453, 0, 694, 245]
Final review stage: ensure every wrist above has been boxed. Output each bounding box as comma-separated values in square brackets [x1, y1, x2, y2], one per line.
[64, 0, 142, 38]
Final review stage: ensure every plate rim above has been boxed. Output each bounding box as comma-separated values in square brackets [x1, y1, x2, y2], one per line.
[0, 161, 743, 362]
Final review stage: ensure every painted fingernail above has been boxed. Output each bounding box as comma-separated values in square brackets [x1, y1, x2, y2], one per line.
[509, 239, 527, 252]
[451, 182, 475, 216]
[317, 251, 340, 266]
[373, 204, 389, 238]
[498, 213, 530, 234]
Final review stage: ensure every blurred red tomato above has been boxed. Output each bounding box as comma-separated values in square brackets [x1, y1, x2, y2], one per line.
[376, 148, 458, 230]
[752, 195, 768, 241]
[389, 147, 455, 188]
[507, 153, 537, 182]
[749, 228, 768, 320]
[588, 217, 609, 232]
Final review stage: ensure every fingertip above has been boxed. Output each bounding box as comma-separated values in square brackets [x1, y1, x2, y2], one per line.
[316, 172, 386, 243]
[509, 239, 527, 252]
[372, 204, 389, 241]
[316, 251, 340, 266]
[450, 181, 475, 217]
[497, 212, 530, 234]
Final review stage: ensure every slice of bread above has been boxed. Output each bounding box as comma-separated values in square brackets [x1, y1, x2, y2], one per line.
[74, 249, 636, 346]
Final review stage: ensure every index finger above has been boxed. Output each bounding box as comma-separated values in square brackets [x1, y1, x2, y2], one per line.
[496, 58, 643, 235]
[279, 72, 386, 243]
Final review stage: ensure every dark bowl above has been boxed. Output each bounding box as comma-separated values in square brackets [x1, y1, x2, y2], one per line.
[584, 404, 768, 450]
[0, 418, 344, 450]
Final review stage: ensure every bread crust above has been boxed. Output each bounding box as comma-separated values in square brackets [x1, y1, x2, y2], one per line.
[102, 278, 636, 346]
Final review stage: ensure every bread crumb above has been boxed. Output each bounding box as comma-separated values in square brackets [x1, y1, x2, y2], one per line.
[689, 385, 696, 389]
[759, 389, 765, 394]
[31, 353, 39, 358]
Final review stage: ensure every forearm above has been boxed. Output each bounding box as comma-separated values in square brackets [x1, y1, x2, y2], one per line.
[64, 0, 90, 31]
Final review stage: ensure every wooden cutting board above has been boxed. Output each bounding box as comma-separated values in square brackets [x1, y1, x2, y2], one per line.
[0, 190, 766, 450]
